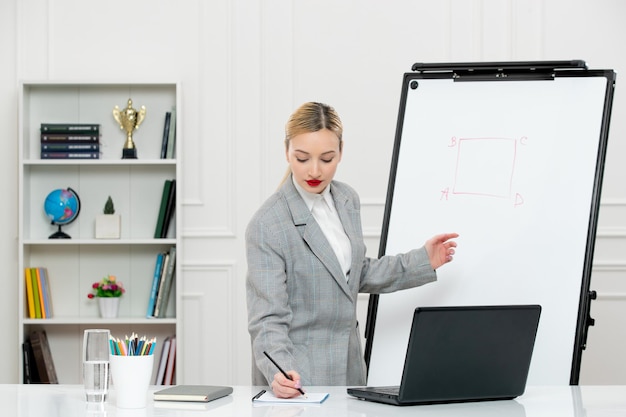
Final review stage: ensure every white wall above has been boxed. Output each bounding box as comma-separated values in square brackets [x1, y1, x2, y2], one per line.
[1, 0, 625, 384]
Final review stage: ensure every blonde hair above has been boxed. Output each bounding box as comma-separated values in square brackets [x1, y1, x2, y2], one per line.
[279, 102, 343, 186]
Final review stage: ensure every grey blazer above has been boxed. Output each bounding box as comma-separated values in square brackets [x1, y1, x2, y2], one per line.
[246, 177, 436, 386]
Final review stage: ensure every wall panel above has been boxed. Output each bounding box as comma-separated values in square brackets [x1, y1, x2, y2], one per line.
[1, 0, 625, 385]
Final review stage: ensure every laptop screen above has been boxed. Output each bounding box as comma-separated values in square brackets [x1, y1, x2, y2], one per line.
[398, 305, 541, 403]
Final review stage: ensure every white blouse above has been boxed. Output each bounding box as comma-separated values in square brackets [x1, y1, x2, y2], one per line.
[293, 178, 352, 280]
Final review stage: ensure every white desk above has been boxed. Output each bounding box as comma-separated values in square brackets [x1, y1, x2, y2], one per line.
[1, 385, 625, 417]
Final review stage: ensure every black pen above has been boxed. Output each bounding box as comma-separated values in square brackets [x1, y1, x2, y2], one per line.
[252, 389, 266, 401]
[263, 351, 307, 397]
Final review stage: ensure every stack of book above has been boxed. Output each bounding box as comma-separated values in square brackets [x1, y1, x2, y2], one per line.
[146, 246, 176, 319]
[40, 123, 101, 159]
[23, 330, 58, 384]
[24, 267, 53, 319]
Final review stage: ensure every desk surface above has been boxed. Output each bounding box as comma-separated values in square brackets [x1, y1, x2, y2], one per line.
[1, 384, 625, 417]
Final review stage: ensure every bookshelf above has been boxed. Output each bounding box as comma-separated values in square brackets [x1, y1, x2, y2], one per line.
[18, 81, 182, 384]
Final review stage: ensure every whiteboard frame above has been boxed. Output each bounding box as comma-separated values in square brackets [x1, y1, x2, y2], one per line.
[364, 61, 616, 385]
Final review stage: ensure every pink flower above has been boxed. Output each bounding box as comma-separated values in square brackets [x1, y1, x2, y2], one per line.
[87, 275, 125, 298]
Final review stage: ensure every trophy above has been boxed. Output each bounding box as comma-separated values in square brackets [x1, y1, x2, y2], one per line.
[113, 98, 146, 159]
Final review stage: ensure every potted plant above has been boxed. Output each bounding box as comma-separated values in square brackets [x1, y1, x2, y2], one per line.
[95, 195, 121, 239]
[87, 275, 125, 318]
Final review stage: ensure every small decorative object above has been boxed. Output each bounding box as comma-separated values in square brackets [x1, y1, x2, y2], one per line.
[113, 98, 146, 159]
[44, 187, 81, 239]
[95, 196, 121, 239]
[88, 275, 125, 318]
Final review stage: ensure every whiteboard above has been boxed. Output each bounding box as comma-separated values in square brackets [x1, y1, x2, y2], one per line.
[367, 68, 615, 386]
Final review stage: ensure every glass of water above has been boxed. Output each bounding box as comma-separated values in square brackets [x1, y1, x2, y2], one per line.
[83, 329, 110, 402]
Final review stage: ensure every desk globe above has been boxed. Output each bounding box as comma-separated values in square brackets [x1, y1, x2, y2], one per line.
[44, 188, 81, 239]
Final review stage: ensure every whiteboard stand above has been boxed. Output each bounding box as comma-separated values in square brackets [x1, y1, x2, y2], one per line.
[364, 60, 616, 386]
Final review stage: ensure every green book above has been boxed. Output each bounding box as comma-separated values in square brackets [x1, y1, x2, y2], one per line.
[154, 180, 173, 238]
[40, 123, 100, 134]
[30, 268, 42, 319]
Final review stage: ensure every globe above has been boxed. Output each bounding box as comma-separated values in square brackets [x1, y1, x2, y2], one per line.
[44, 188, 81, 239]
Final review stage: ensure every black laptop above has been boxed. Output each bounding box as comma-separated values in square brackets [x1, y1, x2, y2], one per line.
[347, 304, 541, 406]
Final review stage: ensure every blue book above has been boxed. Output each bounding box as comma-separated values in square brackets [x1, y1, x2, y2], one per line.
[38, 268, 53, 318]
[146, 253, 165, 318]
[154, 246, 176, 318]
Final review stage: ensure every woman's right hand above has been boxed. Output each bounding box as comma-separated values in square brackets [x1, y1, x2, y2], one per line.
[271, 370, 304, 398]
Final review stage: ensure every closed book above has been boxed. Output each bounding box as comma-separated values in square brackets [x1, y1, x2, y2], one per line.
[146, 253, 165, 318]
[39, 268, 53, 318]
[41, 151, 100, 159]
[40, 123, 100, 134]
[154, 246, 176, 318]
[30, 330, 58, 384]
[22, 340, 41, 384]
[41, 134, 100, 143]
[24, 268, 36, 318]
[163, 336, 176, 385]
[41, 143, 99, 152]
[155, 337, 171, 385]
[151, 253, 170, 318]
[154, 385, 233, 402]
[160, 111, 171, 159]
[35, 268, 46, 319]
[154, 180, 173, 238]
[161, 179, 176, 238]
[30, 268, 42, 318]
[165, 107, 177, 159]
[22, 342, 32, 383]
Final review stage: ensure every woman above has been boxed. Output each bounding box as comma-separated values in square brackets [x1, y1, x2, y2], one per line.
[246, 102, 458, 397]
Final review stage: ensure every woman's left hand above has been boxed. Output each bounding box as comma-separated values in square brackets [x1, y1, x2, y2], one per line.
[425, 233, 459, 270]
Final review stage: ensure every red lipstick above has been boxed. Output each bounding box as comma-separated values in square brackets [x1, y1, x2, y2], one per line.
[306, 179, 322, 187]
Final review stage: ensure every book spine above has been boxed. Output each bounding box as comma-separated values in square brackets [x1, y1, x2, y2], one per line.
[163, 336, 176, 385]
[35, 268, 46, 319]
[41, 151, 100, 159]
[40, 123, 100, 134]
[30, 331, 49, 382]
[155, 337, 171, 385]
[154, 180, 173, 238]
[155, 246, 176, 318]
[160, 112, 171, 159]
[30, 268, 42, 318]
[41, 134, 100, 143]
[165, 107, 177, 159]
[160, 179, 176, 238]
[40, 268, 53, 318]
[153, 254, 170, 317]
[41, 143, 100, 152]
[25, 268, 35, 318]
[22, 342, 32, 383]
[146, 253, 165, 318]
[39, 330, 58, 383]
[24, 339, 40, 383]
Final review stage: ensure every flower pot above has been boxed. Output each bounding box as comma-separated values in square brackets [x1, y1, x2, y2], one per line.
[98, 297, 120, 318]
[95, 214, 121, 239]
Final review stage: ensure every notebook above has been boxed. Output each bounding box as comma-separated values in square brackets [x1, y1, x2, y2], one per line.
[153, 385, 233, 402]
[347, 304, 541, 406]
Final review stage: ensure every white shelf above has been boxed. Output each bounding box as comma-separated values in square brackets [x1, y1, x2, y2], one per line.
[18, 81, 182, 384]
[23, 318, 177, 325]
[23, 159, 177, 165]
[24, 239, 177, 245]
